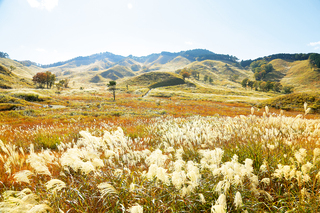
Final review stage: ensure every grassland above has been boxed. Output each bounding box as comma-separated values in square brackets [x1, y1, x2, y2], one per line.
[0, 64, 33, 89]
[0, 58, 40, 79]
[268, 59, 320, 91]
[1, 84, 320, 212]
[2, 55, 320, 212]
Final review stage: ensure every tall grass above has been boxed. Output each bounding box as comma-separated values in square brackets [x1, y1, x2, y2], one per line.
[1, 104, 320, 212]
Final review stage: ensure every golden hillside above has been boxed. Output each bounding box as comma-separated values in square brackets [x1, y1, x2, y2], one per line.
[0, 63, 33, 89]
[0, 58, 39, 78]
[268, 59, 320, 91]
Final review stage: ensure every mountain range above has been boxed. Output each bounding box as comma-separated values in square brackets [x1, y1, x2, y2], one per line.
[1, 48, 320, 91]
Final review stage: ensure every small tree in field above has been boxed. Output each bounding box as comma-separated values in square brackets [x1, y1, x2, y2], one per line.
[108, 81, 117, 101]
[241, 78, 249, 89]
[45, 71, 56, 88]
[247, 80, 254, 90]
[191, 70, 199, 80]
[59, 79, 70, 88]
[179, 69, 190, 80]
[9, 66, 16, 72]
[32, 72, 56, 89]
[32, 72, 47, 88]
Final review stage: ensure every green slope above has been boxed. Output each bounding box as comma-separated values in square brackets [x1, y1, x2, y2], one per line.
[187, 60, 253, 85]
[99, 65, 135, 80]
[0, 58, 39, 78]
[0, 64, 33, 89]
[265, 59, 320, 90]
[123, 72, 185, 87]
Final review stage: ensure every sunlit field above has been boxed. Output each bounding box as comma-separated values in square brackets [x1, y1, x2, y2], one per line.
[1, 88, 320, 212]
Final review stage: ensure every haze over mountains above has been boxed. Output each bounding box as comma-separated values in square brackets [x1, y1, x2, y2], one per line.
[16, 49, 239, 83]
[1, 48, 320, 92]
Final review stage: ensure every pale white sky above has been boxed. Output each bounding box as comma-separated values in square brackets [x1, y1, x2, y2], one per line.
[1, 0, 320, 64]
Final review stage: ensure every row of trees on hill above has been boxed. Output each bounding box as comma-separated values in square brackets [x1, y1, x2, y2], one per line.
[177, 68, 212, 82]
[177, 67, 236, 84]
[240, 53, 313, 67]
[309, 53, 320, 68]
[241, 78, 294, 94]
[0, 52, 9, 58]
[250, 60, 274, 80]
[182, 49, 239, 62]
[32, 71, 73, 90]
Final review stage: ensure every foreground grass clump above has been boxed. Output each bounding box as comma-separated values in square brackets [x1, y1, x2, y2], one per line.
[1, 106, 320, 212]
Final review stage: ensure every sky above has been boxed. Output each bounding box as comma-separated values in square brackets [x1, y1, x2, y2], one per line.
[1, 0, 320, 65]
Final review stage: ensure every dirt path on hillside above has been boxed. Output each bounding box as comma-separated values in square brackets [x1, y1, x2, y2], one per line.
[142, 89, 153, 98]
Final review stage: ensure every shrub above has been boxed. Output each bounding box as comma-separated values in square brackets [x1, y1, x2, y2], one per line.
[13, 93, 45, 102]
[282, 85, 294, 94]
[111, 111, 122, 117]
[33, 133, 60, 150]
[0, 83, 12, 89]
[22, 109, 35, 116]
[0, 103, 22, 111]
[262, 92, 320, 112]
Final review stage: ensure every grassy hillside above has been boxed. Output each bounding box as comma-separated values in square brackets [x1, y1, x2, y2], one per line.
[0, 64, 33, 89]
[187, 60, 253, 85]
[117, 58, 139, 67]
[48, 59, 113, 77]
[99, 65, 135, 80]
[7, 50, 320, 94]
[123, 72, 184, 87]
[41, 51, 125, 68]
[89, 74, 107, 83]
[0, 58, 39, 78]
[281, 60, 320, 89]
[140, 56, 190, 73]
[149, 54, 177, 65]
[264, 59, 320, 90]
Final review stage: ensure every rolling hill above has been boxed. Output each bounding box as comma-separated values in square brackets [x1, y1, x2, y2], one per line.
[99, 65, 135, 80]
[0, 63, 33, 89]
[1, 49, 320, 94]
[122, 71, 185, 88]
[265, 59, 320, 90]
[32, 49, 238, 79]
[0, 58, 40, 79]
[187, 60, 251, 82]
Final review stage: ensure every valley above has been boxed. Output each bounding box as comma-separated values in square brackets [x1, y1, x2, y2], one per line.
[1, 49, 320, 212]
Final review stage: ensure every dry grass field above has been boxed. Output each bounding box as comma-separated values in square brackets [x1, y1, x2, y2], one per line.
[1, 85, 320, 212]
[2, 54, 320, 212]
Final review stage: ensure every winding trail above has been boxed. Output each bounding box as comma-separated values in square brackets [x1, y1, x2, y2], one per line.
[142, 89, 153, 98]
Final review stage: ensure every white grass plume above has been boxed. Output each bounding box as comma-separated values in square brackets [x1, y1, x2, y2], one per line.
[97, 182, 118, 197]
[13, 170, 34, 184]
[128, 203, 143, 213]
[46, 179, 66, 193]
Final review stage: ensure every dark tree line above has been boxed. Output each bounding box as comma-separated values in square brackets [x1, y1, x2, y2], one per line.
[241, 78, 293, 94]
[181, 49, 239, 62]
[0, 52, 9, 58]
[240, 53, 313, 67]
[309, 53, 320, 68]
